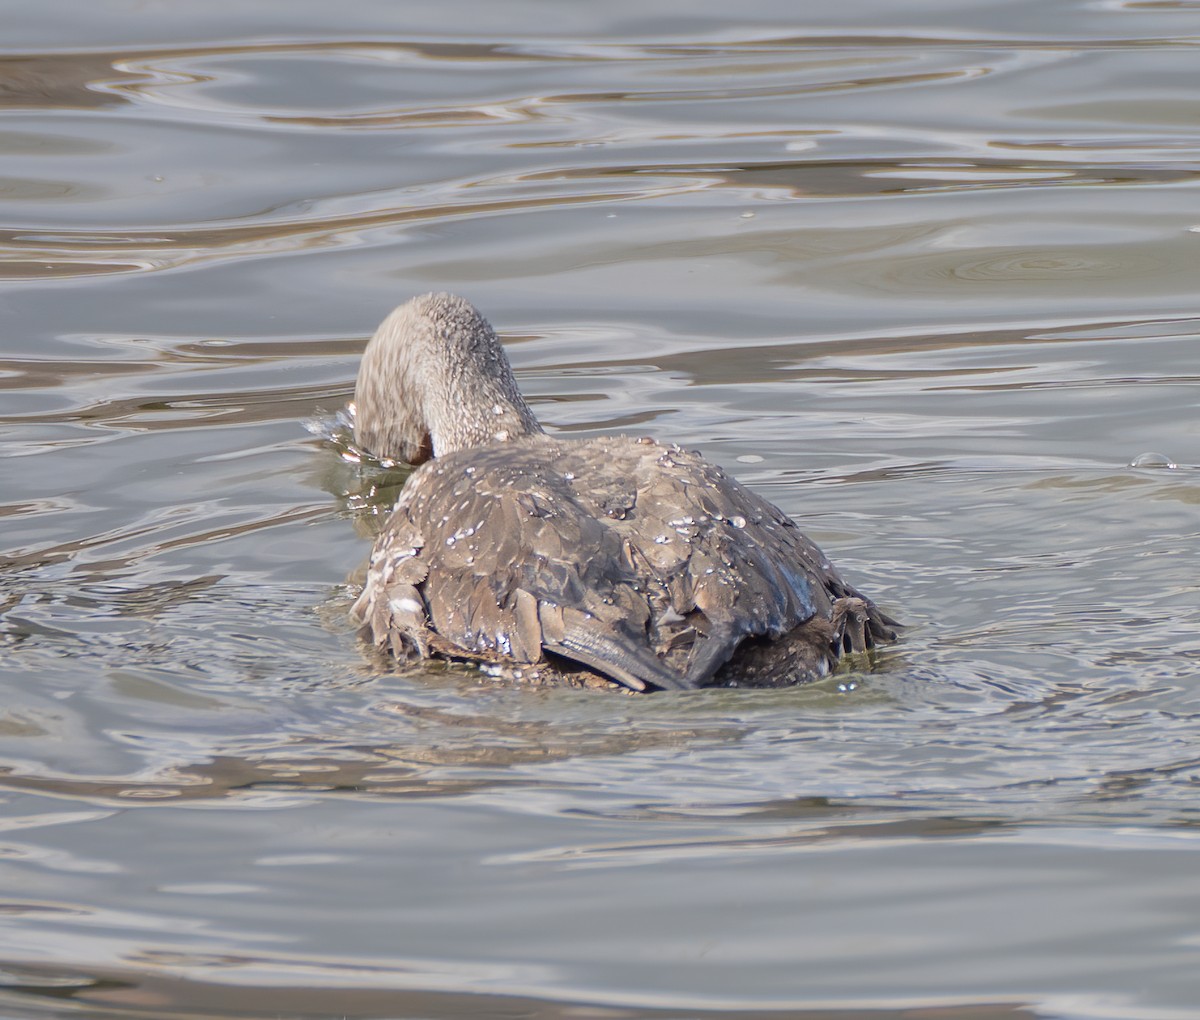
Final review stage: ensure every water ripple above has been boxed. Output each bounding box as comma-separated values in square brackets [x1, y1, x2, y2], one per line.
[3, 4, 1200, 1017]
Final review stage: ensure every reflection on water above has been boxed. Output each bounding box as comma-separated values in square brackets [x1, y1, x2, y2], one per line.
[2, 1, 1200, 1017]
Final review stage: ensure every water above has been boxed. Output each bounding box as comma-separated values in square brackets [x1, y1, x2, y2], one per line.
[2, 1, 1200, 1017]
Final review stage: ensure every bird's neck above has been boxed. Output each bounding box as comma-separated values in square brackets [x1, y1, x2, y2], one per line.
[422, 350, 544, 456]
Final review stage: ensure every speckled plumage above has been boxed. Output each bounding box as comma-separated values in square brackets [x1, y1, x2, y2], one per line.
[350, 293, 894, 692]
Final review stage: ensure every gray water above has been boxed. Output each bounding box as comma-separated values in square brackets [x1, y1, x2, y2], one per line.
[2, 2, 1200, 1017]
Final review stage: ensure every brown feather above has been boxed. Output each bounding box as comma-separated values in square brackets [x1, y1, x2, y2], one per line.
[354, 434, 895, 691]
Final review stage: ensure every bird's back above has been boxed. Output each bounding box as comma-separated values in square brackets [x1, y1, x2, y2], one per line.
[354, 433, 888, 690]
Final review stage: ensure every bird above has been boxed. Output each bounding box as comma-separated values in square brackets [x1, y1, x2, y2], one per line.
[349, 292, 895, 692]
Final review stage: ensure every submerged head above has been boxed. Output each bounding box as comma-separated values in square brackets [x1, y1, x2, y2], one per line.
[353, 293, 543, 464]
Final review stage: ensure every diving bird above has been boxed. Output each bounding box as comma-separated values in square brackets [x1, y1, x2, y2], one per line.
[350, 293, 894, 691]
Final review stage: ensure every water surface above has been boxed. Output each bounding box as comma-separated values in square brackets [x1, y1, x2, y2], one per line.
[2, 1, 1200, 1017]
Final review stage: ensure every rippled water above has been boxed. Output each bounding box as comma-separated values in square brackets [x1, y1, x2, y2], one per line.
[2, 2, 1200, 1017]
